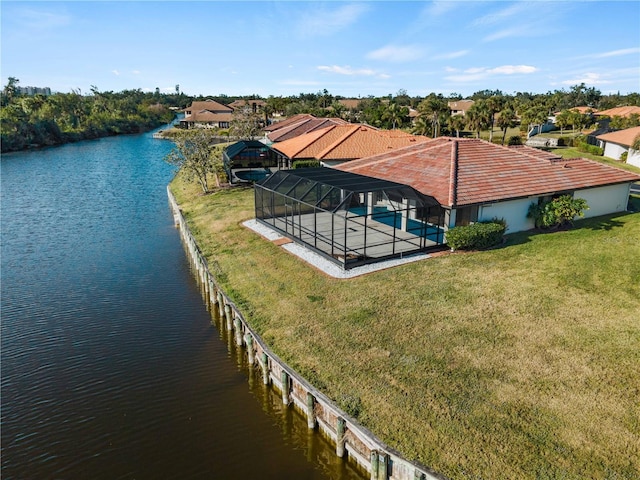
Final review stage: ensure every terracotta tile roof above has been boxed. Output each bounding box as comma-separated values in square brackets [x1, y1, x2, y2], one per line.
[596, 126, 640, 147]
[448, 100, 474, 114]
[572, 106, 596, 114]
[267, 117, 348, 142]
[595, 106, 640, 118]
[185, 99, 232, 113]
[338, 99, 361, 109]
[187, 111, 233, 123]
[263, 114, 315, 132]
[228, 99, 266, 109]
[272, 124, 429, 161]
[336, 137, 640, 207]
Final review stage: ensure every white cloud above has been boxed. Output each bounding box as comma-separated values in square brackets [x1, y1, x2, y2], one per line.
[132, 70, 141, 75]
[490, 65, 537, 75]
[472, 3, 530, 27]
[593, 47, 640, 58]
[473, 3, 565, 43]
[296, 3, 369, 37]
[422, 1, 457, 18]
[433, 50, 469, 60]
[317, 65, 377, 76]
[112, 70, 120, 76]
[15, 8, 71, 30]
[445, 64, 538, 83]
[561, 72, 612, 86]
[483, 27, 524, 42]
[366, 45, 424, 63]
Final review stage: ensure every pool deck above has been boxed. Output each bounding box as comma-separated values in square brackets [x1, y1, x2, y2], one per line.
[243, 219, 445, 279]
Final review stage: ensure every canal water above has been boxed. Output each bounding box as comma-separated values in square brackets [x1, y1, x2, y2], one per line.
[0, 129, 365, 479]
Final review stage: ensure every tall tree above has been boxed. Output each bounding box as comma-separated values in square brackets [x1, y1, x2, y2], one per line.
[417, 94, 450, 138]
[496, 107, 518, 145]
[1, 77, 20, 107]
[382, 102, 407, 129]
[164, 129, 224, 193]
[555, 109, 573, 134]
[230, 105, 262, 139]
[466, 100, 491, 138]
[447, 114, 466, 138]
[486, 95, 505, 142]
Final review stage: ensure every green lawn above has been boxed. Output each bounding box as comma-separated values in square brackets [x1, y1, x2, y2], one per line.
[170, 174, 640, 480]
[548, 147, 640, 174]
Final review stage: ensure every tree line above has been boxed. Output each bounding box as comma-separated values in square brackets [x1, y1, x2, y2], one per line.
[4, 77, 639, 153]
[1, 78, 186, 152]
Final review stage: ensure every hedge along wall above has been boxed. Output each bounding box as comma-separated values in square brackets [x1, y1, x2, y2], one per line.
[167, 187, 446, 480]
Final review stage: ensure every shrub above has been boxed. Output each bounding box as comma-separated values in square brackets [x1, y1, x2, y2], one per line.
[574, 137, 603, 156]
[620, 151, 628, 163]
[507, 135, 522, 146]
[557, 136, 574, 147]
[292, 160, 320, 169]
[527, 195, 589, 229]
[446, 219, 506, 251]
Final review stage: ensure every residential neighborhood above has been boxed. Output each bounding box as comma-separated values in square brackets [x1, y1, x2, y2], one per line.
[4, 1, 640, 479]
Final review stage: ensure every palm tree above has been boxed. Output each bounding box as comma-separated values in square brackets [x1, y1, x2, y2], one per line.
[411, 116, 430, 137]
[417, 94, 450, 138]
[465, 100, 491, 138]
[383, 102, 403, 129]
[447, 114, 466, 138]
[486, 95, 504, 142]
[496, 107, 518, 145]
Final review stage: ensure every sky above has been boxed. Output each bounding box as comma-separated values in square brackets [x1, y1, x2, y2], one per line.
[1, 1, 639, 99]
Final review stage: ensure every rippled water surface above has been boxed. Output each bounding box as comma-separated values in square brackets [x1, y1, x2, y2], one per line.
[1, 131, 365, 479]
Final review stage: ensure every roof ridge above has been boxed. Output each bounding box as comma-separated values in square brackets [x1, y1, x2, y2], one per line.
[341, 137, 440, 169]
[448, 139, 459, 206]
[280, 125, 336, 158]
[317, 124, 364, 158]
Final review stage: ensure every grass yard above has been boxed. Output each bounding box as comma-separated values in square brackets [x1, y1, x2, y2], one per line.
[170, 173, 640, 480]
[548, 146, 640, 174]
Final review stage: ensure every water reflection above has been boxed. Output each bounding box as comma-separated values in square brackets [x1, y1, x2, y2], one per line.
[208, 300, 366, 480]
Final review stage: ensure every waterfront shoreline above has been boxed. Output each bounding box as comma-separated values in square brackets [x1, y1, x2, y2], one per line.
[167, 186, 444, 480]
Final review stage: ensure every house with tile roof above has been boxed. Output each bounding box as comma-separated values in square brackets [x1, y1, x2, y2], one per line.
[271, 124, 429, 169]
[594, 106, 640, 119]
[264, 115, 348, 144]
[228, 99, 266, 113]
[596, 126, 640, 166]
[336, 137, 639, 233]
[448, 100, 474, 116]
[180, 99, 234, 129]
[263, 114, 314, 133]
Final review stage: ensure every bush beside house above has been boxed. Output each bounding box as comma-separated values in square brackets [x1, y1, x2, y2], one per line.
[446, 219, 507, 250]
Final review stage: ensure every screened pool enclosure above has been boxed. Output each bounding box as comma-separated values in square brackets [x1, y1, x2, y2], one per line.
[254, 168, 445, 269]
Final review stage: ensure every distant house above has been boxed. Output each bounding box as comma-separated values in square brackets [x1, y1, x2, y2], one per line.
[223, 140, 279, 184]
[594, 106, 640, 119]
[180, 99, 233, 129]
[337, 99, 361, 110]
[336, 138, 640, 233]
[263, 114, 348, 144]
[448, 100, 474, 116]
[596, 126, 640, 164]
[271, 123, 429, 168]
[228, 99, 267, 114]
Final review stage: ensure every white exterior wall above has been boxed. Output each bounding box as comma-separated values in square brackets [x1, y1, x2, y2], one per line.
[627, 149, 640, 168]
[574, 184, 631, 218]
[478, 198, 536, 233]
[601, 141, 628, 161]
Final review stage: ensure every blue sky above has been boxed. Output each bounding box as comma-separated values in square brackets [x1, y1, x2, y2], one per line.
[2, 1, 639, 98]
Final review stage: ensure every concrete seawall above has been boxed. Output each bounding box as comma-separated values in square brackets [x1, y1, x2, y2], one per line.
[167, 186, 445, 480]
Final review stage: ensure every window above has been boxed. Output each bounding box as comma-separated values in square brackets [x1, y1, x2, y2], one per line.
[455, 205, 478, 226]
